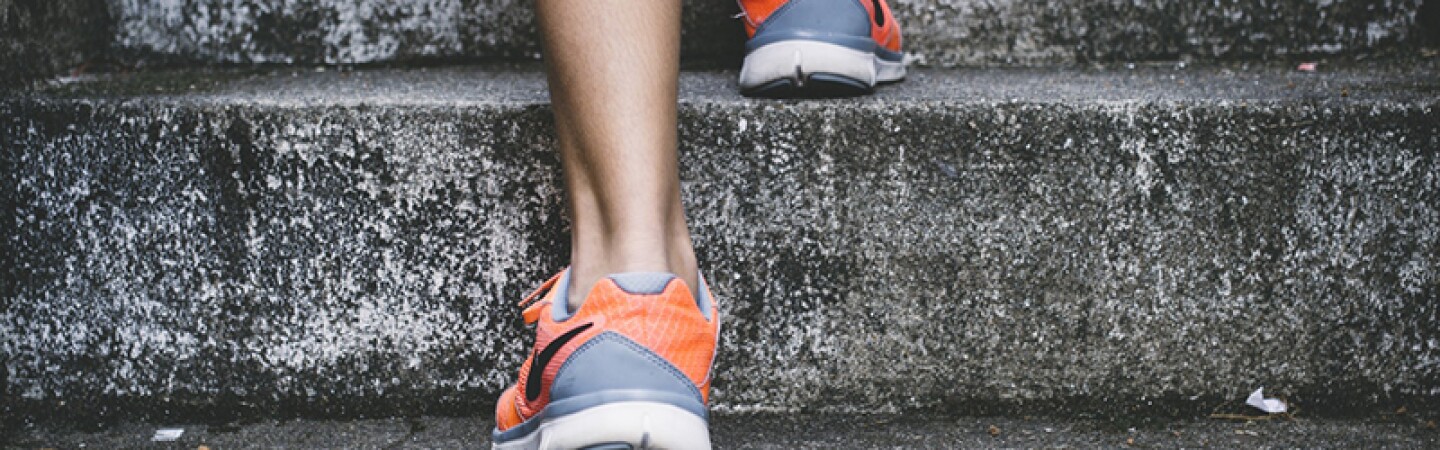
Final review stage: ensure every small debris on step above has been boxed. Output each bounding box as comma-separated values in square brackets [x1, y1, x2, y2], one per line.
[1246, 387, 1287, 414]
[152, 428, 184, 442]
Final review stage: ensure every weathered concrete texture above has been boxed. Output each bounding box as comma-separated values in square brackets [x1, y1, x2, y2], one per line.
[104, 0, 1435, 67]
[0, 0, 112, 87]
[107, 0, 745, 65]
[896, 0, 1435, 65]
[9, 414, 1440, 449]
[2, 64, 1439, 425]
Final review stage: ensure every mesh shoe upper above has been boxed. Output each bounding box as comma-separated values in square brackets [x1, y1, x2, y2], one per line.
[738, 0, 902, 52]
[494, 270, 720, 433]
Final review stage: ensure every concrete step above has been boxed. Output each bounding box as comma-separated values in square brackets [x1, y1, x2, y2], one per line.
[2, 62, 1439, 424]
[100, 0, 1440, 66]
[4, 0, 1438, 86]
[10, 413, 1440, 448]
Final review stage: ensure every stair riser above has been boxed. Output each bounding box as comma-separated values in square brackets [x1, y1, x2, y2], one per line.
[3, 98, 1437, 419]
[7, 0, 1433, 86]
[100, 0, 1439, 65]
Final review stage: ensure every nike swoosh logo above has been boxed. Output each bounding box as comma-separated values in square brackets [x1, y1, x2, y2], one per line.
[872, 0, 886, 27]
[525, 322, 594, 402]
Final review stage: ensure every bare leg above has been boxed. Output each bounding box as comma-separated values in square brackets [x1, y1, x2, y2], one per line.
[536, 0, 698, 308]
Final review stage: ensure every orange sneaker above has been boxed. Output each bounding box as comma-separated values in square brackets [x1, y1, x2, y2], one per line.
[491, 270, 721, 450]
[737, 0, 906, 97]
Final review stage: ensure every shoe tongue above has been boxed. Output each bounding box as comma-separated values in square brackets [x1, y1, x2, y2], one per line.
[607, 272, 678, 295]
[551, 269, 575, 321]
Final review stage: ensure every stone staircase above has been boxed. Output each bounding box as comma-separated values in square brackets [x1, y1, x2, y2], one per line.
[2, 0, 1439, 430]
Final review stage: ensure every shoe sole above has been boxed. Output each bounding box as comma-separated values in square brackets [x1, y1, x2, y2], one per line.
[739, 39, 906, 98]
[491, 401, 711, 450]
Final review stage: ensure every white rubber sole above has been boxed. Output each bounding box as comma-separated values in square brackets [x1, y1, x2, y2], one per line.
[739, 39, 906, 91]
[492, 402, 711, 450]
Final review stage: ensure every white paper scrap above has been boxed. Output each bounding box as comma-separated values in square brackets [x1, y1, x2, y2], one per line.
[152, 428, 184, 442]
[1246, 387, 1287, 414]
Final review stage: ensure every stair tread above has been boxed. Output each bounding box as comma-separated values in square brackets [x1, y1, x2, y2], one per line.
[13, 414, 1440, 448]
[18, 61, 1440, 105]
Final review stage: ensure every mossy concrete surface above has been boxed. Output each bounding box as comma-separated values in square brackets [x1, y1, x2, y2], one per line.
[0, 0, 111, 88]
[1, 64, 1438, 426]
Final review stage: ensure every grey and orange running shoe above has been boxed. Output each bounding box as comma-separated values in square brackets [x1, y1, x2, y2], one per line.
[491, 270, 721, 450]
[737, 0, 906, 97]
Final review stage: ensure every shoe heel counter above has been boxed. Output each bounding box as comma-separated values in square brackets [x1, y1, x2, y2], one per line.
[753, 0, 871, 43]
[607, 272, 714, 321]
[550, 331, 706, 411]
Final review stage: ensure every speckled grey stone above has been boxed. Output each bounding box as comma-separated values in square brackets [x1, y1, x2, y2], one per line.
[894, 0, 1437, 65]
[102, 0, 1436, 67]
[106, 0, 745, 65]
[1, 64, 1438, 425]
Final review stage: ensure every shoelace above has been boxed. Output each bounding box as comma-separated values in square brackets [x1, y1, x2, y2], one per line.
[732, 0, 757, 28]
[518, 270, 565, 325]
